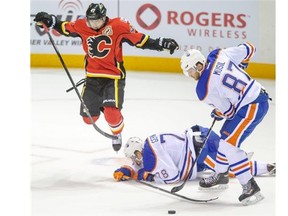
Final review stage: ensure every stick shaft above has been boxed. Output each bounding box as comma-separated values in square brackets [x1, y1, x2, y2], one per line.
[171, 118, 217, 193]
[136, 180, 218, 203]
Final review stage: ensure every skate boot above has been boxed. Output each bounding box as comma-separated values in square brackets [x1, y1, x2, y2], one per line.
[199, 170, 229, 190]
[239, 177, 264, 205]
[112, 134, 122, 152]
[267, 163, 276, 176]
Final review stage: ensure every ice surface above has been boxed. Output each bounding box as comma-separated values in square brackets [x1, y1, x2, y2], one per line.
[31, 68, 276, 216]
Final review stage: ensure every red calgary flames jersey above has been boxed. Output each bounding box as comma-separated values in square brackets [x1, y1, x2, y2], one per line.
[62, 17, 149, 79]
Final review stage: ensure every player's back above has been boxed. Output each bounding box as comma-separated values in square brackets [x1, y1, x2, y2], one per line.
[146, 132, 187, 167]
[144, 132, 198, 182]
[199, 48, 262, 116]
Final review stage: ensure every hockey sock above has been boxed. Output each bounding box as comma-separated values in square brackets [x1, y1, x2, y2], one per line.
[83, 116, 99, 124]
[218, 139, 252, 185]
[103, 107, 124, 134]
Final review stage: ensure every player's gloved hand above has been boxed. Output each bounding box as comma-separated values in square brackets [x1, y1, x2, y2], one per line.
[113, 166, 134, 181]
[137, 168, 154, 182]
[210, 109, 224, 121]
[34, 12, 55, 28]
[238, 62, 248, 70]
[158, 37, 179, 54]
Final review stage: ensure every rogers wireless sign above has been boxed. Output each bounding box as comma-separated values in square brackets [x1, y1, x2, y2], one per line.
[136, 4, 249, 40]
[167, 11, 246, 28]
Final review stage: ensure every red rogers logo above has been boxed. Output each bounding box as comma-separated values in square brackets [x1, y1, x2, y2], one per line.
[136, 4, 161, 30]
[167, 11, 247, 28]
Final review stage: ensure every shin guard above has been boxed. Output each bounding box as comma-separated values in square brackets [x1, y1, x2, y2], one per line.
[103, 107, 124, 134]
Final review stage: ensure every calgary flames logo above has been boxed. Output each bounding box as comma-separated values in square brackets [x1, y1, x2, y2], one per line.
[87, 35, 112, 58]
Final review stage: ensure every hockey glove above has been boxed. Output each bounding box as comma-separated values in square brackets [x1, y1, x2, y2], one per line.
[34, 12, 55, 28]
[113, 166, 135, 181]
[158, 37, 179, 54]
[238, 62, 249, 70]
[210, 109, 224, 121]
[137, 168, 154, 182]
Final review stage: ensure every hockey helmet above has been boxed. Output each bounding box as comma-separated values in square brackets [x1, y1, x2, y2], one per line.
[180, 49, 206, 77]
[124, 137, 144, 165]
[86, 3, 107, 20]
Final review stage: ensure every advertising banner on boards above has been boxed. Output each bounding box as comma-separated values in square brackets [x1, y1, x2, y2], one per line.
[31, 0, 271, 63]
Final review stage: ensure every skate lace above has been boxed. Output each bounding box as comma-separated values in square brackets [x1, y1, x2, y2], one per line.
[242, 182, 251, 193]
[204, 173, 219, 184]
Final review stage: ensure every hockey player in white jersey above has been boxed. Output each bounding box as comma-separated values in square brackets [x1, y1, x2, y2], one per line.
[113, 125, 275, 184]
[180, 42, 271, 205]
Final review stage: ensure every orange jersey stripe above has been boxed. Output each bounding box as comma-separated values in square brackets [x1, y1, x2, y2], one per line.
[243, 42, 255, 63]
[182, 151, 192, 180]
[204, 157, 215, 169]
[216, 154, 228, 162]
[226, 104, 257, 146]
[231, 161, 250, 172]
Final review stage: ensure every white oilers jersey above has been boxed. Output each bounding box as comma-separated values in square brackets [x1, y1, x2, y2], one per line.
[196, 42, 262, 119]
[141, 131, 197, 184]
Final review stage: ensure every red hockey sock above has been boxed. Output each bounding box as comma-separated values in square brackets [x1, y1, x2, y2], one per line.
[103, 107, 124, 134]
[83, 116, 99, 124]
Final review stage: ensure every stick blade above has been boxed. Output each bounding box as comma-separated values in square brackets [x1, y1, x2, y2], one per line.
[171, 184, 184, 193]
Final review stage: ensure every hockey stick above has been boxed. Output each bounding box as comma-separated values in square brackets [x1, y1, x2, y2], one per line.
[171, 118, 217, 193]
[41, 24, 117, 140]
[136, 180, 218, 203]
[66, 78, 86, 93]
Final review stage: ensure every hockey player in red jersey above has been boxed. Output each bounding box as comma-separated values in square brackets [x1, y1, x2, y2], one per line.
[33, 3, 179, 152]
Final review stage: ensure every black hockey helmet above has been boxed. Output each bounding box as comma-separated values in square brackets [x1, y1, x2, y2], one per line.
[86, 3, 107, 20]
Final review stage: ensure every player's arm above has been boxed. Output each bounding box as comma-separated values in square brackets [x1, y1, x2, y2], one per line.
[209, 97, 235, 120]
[141, 36, 179, 55]
[224, 42, 256, 70]
[33, 12, 79, 37]
[118, 18, 179, 54]
[122, 34, 179, 55]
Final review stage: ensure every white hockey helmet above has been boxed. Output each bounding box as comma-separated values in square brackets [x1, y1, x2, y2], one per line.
[124, 137, 144, 158]
[180, 49, 206, 77]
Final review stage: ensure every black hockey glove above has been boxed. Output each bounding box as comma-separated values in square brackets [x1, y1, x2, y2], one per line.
[34, 12, 55, 28]
[158, 37, 179, 54]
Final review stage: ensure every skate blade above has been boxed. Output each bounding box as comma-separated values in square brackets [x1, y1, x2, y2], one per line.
[112, 144, 122, 152]
[198, 184, 229, 191]
[241, 192, 264, 206]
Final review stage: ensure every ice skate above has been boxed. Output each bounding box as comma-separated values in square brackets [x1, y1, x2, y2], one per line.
[267, 163, 276, 176]
[112, 134, 122, 152]
[199, 171, 229, 190]
[239, 177, 264, 206]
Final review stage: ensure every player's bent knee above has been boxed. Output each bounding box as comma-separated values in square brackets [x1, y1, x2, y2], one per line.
[103, 107, 123, 124]
[83, 116, 99, 124]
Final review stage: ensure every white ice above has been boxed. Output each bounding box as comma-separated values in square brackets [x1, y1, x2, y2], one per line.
[31, 68, 277, 216]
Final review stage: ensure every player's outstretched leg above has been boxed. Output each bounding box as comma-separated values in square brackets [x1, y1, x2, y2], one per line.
[199, 170, 229, 190]
[238, 177, 264, 205]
